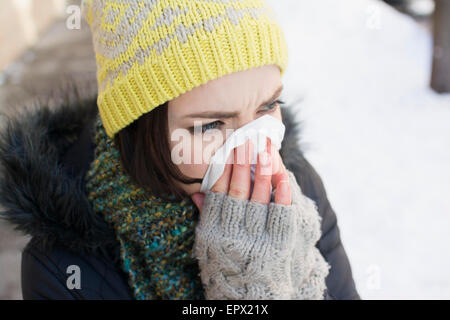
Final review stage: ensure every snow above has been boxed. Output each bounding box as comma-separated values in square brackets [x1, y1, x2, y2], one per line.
[267, 0, 450, 299]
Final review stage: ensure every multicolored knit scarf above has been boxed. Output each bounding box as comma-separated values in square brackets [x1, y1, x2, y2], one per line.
[84, 115, 204, 300]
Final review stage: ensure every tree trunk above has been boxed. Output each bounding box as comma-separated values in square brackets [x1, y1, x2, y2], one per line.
[431, 0, 450, 93]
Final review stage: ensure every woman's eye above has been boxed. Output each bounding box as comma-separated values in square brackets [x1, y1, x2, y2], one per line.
[189, 120, 224, 134]
[202, 121, 220, 132]
[261, 99, 285, 113]
[196, 120, 223, 133]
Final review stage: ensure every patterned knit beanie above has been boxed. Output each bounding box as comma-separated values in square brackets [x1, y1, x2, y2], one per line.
[81, 0, 289, 138]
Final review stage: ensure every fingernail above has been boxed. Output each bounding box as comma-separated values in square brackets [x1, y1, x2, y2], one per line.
[266, 138, 272, 156]
[260, 151, 272, 176]
[235, 143, 245, 165]
[278, 180, 289, 194]
[247, 139, 253, 163]
[259, 151, 269, 166]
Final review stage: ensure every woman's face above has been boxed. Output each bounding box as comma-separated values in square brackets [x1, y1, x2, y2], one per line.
[168, 65, 283, 196]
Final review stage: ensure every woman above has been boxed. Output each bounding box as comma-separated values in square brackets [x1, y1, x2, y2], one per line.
[0, 0, 359, 299]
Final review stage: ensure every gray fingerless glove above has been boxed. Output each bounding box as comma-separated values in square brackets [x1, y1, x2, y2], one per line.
[192, 169, 330, 300]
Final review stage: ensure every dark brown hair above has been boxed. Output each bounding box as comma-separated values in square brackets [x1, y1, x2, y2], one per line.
[113, 102, 202, 201]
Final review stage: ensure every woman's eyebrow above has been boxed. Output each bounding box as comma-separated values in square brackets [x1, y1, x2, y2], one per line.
[185, 85, 283, 119]
[186, 110, 240, 119]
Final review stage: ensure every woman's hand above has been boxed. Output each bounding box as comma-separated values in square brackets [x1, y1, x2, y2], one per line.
[192, 138, 291, 213]
[191, 138, 330, 300]
[191, 139, 298, 299]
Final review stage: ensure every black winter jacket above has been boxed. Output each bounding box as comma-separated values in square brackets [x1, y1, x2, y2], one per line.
[0, 96, 360, 300]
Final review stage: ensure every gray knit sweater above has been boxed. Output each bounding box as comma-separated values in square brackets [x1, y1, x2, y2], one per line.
[192, 169, 331, 300]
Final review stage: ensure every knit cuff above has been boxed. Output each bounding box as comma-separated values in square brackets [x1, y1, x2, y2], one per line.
[286, 169, 323, 248]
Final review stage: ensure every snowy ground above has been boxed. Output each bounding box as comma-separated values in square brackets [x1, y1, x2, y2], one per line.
[267, 0, 450, 299]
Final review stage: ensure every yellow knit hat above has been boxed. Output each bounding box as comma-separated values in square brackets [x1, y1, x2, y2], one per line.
[82, 0, 289, 138]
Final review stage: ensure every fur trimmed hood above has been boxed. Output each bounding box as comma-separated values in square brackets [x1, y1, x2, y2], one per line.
[0, 95, 306, 259]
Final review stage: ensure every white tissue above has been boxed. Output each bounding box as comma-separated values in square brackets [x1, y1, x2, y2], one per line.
[200, 114, 286, 193]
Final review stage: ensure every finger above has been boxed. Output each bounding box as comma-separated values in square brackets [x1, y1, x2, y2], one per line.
[274, 179, 291, 205]
[271, 148, 289, 189]
[250, 150, 272, 204]
[228, 140, 253, 200]
[211, 151, 233, 194]
[267, 138, 281, 177]
[191, 192, 205, 214]
[266, 138, 288, 188]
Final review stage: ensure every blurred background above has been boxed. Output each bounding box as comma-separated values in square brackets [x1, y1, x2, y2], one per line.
[0, 0, 449, 299]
